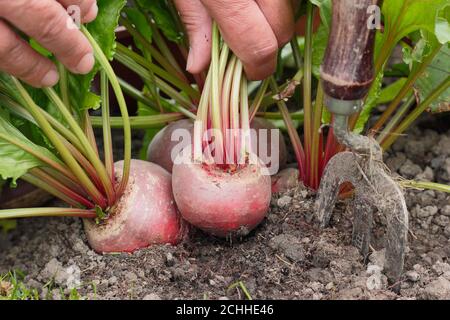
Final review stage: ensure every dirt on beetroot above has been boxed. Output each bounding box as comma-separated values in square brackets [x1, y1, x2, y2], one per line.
[0, 120, 449, 300]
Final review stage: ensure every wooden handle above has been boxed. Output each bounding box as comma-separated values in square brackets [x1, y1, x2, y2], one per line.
[321, 0, 378, 100]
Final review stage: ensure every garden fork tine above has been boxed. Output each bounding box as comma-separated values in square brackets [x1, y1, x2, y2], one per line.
[316, 146, 409, 290]
[315, 0, 408, 290]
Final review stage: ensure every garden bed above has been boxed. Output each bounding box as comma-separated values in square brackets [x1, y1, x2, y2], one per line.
[1, 118, 449, 300]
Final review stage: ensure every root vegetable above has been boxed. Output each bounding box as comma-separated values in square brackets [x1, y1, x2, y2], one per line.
[171, 24, 273, 239]
[147, 118, 285, 174]
[84, 159, 186, 253]
[172, 159, 271, 238]
[146, 119, 194, 173]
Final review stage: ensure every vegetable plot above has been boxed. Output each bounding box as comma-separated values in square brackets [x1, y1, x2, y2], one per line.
[0, 0, 185, 253]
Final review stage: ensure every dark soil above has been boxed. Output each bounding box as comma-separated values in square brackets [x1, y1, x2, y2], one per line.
[0, 123, 449, 300]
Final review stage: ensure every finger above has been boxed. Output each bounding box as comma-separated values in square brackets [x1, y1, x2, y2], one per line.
[174, 0, 212, 74]
[0, 0, 94, 75]
[0, 21, 58, 87]
[58, 0, 98, 23]
[201, 0, 278, 80]
[255, 0, 295, 46]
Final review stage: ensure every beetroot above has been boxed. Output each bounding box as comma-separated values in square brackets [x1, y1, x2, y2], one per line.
[146, 119, 194, 173]
[172, 160, 271, 237]
[171, 25, 273, 238]
[147, 118, 285, 174]
[84, 160, 186, 253]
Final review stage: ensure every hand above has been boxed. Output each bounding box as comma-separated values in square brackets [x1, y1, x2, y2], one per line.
[174, 0, 294, 80]
[0, 0, 98, 88]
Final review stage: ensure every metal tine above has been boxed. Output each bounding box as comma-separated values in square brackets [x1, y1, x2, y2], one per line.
[316, 149, 408, 290]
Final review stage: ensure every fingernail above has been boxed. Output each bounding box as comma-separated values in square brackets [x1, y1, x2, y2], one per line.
[186, 47, 194, 71]
[41, 69, 59, 87]
[76, 53, 95, 74]
[84, 2, 98, 23]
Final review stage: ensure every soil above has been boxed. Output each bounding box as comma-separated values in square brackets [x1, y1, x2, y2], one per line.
[0, 120, 449, 300]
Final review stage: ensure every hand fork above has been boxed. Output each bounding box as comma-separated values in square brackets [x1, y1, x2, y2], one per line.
[315, 0, 408, 291]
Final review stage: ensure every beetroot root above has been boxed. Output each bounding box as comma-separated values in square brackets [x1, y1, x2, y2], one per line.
[84, 159, 186, 253]
[147, 119, 194, 173]
[172, 160, 271, 237]
[147, 118, 286, 174]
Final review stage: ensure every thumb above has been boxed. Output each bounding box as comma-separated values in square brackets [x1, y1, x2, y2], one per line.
[174, 0, 212, 74]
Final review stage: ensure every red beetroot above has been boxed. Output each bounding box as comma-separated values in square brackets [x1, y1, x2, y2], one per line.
[84, 159, 186, 253]
[172, 159, 271, 237]
[147, 118, 286, 174]
[147, 119, 194, 173]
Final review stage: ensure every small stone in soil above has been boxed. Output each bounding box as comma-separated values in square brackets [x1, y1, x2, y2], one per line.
[405, 271, 420, 282]
[433, 135, 450, 156]
[433, 215, 449, 227]
[312, 251, 331, 269]
[40, 258, 78, 288]
[432, 262, 450, 276]
[422, 277, 450, 300]
[399, 160, 422, 178]
[415, 166, 435, 181]
[417, 190, 437, 207]
[415, 206, 438, 219]
[143, 293, 162, 300]
[441, 205, 450, 216]
[269, 234, 305, 262]
[125, 272, 138, 283]
[386, 152, 406, 172]
[444, 225, 450, 238]
[166, 253, 175, 267]
[277, 196, 292, 207]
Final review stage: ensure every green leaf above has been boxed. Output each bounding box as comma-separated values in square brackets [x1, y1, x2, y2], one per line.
[309, 0, 332, 30]
[312, 24, 328, 78]
[354, 71, 384, 134]
[123, 7, 153, 45]
[384, 63, 410, 77]
[87, 0, 126, 61]
[435, 4, 450, 44]
[309, 0, 331, 79]
[378, 0, 448, 58]
[377, 78, 408, 104]
[10, 114, 55, 150]
[68, 0, 126, 112]
[81, 92, 101, 111]
[137, 0, 183, 43]
[413, 44, 450, 113]
[0, 112, 58, 185]
[402, 39, 432, 66]
[0, 73, 64, 148]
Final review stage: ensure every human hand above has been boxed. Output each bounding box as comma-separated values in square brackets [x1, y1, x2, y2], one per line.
[174, 0, 295, 80]
[0, 0, 98, 88]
